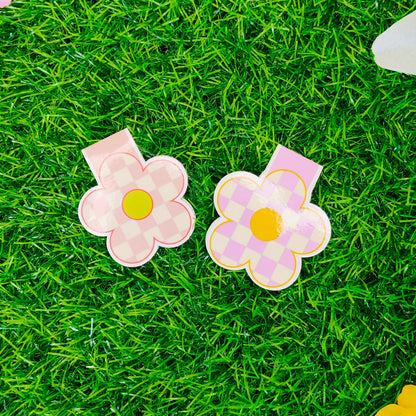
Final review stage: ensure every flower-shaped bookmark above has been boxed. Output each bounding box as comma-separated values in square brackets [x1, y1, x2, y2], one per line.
[376, 385, 416, 415]
[79, 128, 195, 267]
[206, 145, 331, 290]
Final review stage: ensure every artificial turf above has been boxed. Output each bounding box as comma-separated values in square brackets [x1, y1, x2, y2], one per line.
[0, 0, 416, 415]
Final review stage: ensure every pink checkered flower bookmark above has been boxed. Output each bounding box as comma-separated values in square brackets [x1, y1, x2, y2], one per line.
[206, 145, 331, 291]
[79, 128, 195, 267]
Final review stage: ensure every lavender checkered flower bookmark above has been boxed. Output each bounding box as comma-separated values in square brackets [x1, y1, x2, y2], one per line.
[206, 145, 331, 290]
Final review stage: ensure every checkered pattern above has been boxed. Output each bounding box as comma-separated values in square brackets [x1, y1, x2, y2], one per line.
[80, 153, 193, 266]
[209, 170, 327, 288]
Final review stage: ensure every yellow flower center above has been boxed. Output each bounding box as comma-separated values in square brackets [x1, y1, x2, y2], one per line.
[250, 208, 283, 241]
[122, 189, 153, 220]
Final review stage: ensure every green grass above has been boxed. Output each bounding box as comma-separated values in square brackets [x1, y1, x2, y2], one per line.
[0, 0, 416, 415]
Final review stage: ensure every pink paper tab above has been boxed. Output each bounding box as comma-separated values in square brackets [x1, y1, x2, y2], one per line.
[206, 144, 331, 291]
[266, 145, 322, 191]
[82, 129, 144, 180]
[79, 128, 195, 267]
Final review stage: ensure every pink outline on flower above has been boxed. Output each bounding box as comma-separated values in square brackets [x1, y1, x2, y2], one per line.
[207, 170, 330, 290]
[79, 152, 195, 267]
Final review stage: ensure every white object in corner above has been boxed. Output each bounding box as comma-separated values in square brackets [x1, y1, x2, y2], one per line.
[372, 10, 416, 76]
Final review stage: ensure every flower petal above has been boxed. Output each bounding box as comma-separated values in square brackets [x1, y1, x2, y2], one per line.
[264, 170, 306, 211]
[79, 188, 119, 234]
[208, 221, 252, 268]
[143, 158, 186, 204]
[152, 201, 194, 246]
[216, 176, 259, 223]
[284, 207, 327, 255]
[108, 222, 156, 266]
[99, 153, 144, 192]
[375, 404, 404, 416]
[248, 240, 297, 289]
[398, 385, 416, 409]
